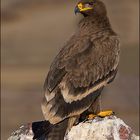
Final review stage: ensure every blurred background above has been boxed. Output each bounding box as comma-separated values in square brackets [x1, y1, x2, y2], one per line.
[1, 0, 139, 139]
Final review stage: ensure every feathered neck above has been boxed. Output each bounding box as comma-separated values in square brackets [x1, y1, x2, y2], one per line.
[79, 15, 112, 34]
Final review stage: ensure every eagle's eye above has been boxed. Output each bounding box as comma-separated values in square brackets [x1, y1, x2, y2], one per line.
[85, 3, 93, 8]
[84, 3, 93, 8]
[87, 2, 94, 5]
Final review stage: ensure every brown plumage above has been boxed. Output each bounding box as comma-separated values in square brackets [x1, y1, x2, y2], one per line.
[37, 0, 120, 139]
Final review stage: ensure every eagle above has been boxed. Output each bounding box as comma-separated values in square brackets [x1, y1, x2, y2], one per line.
[32, 0, 120, 139]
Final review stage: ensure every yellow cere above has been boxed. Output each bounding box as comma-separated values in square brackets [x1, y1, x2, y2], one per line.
[78, 3, 93, 12]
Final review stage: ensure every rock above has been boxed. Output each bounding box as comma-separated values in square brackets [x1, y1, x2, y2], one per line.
[8, 116, 139, 140]
[8, 123, 33, 140]
[65, 116, 139, 140]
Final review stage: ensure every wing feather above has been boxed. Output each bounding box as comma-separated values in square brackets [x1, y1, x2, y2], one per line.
[44, 34, 120, 101]
[45, 35, 93, 92]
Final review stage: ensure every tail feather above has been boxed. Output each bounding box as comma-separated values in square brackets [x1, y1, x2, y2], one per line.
[32, 119, 70, 140]
[32, 121, 53, 139]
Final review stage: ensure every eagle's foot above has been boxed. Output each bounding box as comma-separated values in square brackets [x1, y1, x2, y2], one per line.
[97, 110, 114, 118]
[87, 114, 97, 120]
[87, 110, 114, 120]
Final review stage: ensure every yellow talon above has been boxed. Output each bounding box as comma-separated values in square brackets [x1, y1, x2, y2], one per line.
[88, 114, 97, 120]
[97, 110, 114, 117]
[86, 110, 114, 120]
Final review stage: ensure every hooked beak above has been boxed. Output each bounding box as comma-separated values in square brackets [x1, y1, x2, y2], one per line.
[74, 6, 80, 15]
[74, 3, 93, 15]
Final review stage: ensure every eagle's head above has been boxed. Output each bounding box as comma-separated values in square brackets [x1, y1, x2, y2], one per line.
[75, 0, 107, 17]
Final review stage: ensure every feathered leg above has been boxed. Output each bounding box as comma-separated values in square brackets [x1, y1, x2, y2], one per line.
[78, 88, 103, 122]
[88, 95, 101, 114]
[81, 88, 114, 120]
